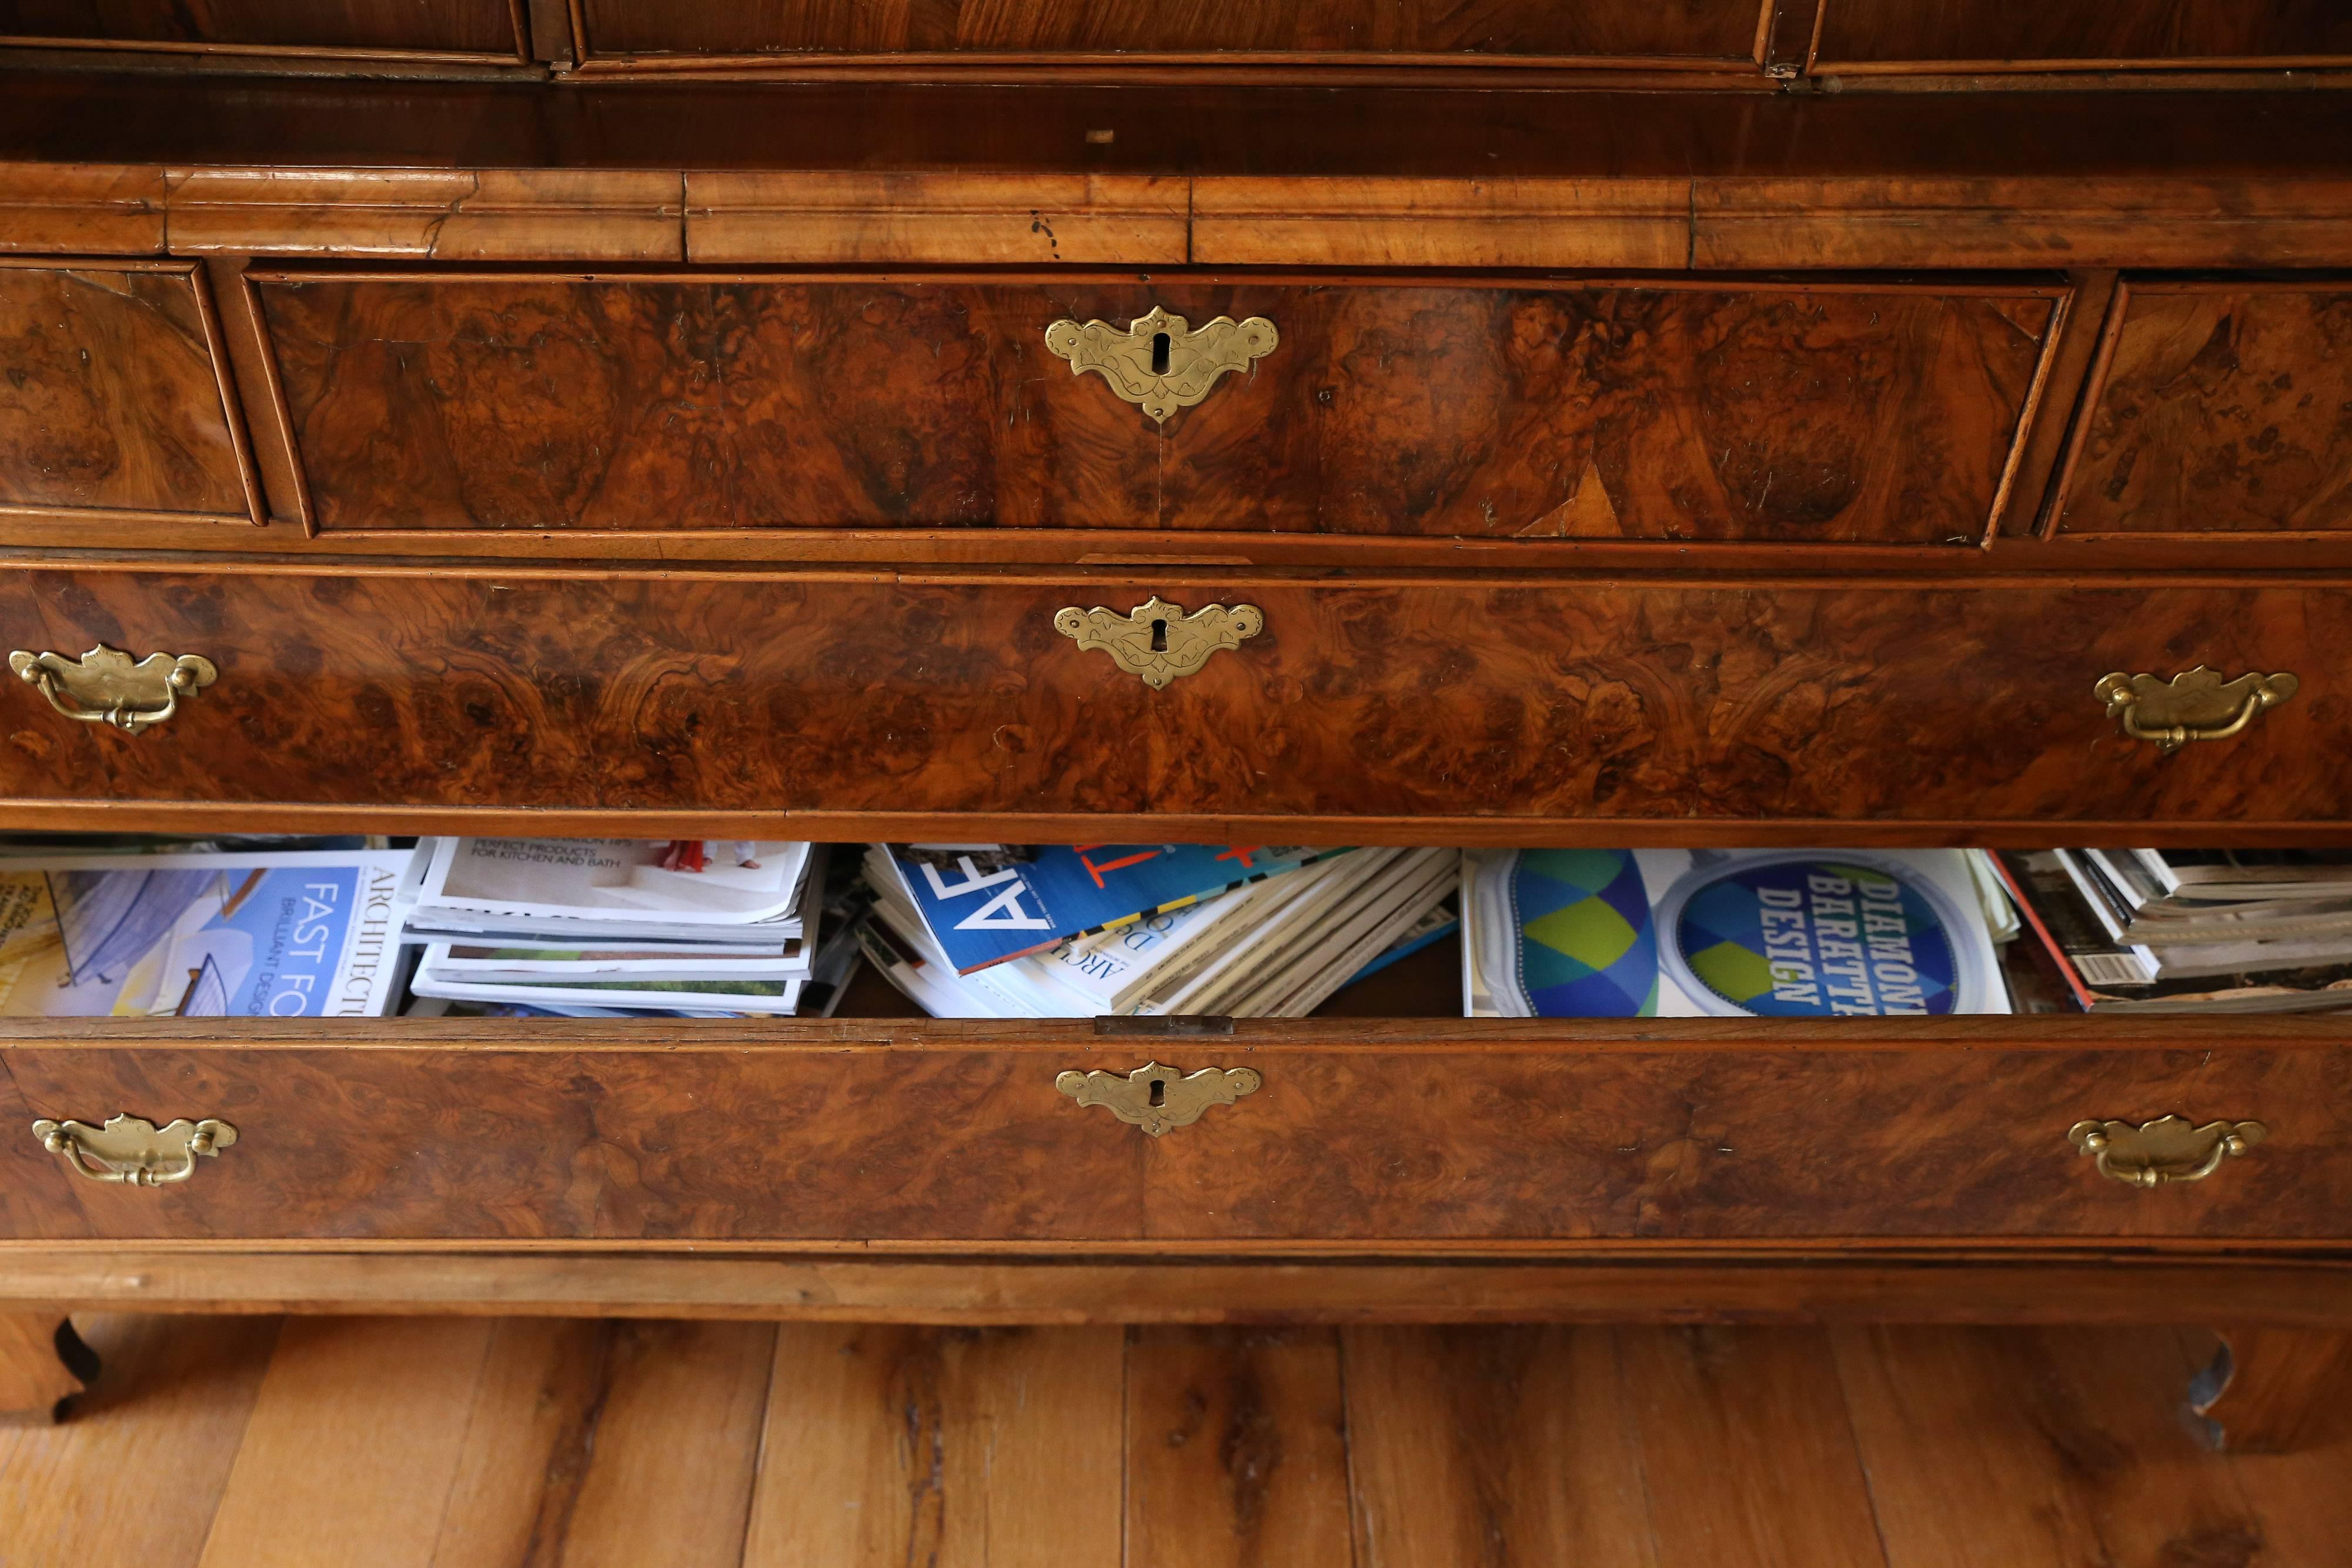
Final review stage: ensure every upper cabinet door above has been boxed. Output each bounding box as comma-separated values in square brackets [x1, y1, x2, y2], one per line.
[570, 0, 1772, 65]
[0, 259, 259, 526]
[250, 272, 2060, 544]
[0, 0, 525, 59]
[2053, 280, 2352, 539]
[1812, 0, 2352, 72]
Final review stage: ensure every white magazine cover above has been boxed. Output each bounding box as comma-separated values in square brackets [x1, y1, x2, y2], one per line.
[1465, 848, 2009, 1018]
[0, 849, 417, 1018]
[409, 838, 814, 938]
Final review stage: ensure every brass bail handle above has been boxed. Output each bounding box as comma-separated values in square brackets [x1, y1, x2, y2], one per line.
[32, 1115, 239, 1187]
[9, 643, 216, 735]
[1044, 305, 1278, 424]
[2069, 1116, 2266, 1188]
[2097, 667, 2297, 753]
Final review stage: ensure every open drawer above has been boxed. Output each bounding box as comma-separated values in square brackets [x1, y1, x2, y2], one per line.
[4, 1012, 2343, 1248]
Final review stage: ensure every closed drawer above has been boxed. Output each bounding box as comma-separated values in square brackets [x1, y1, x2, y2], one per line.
[3, 1020, 2342, 1244]
[0, 562, 2343, 833]
[0, 259, 258, 526]
[1812, 0, 2352, 72]
[2056, 279, 2352, 539]
[0, 0, 522, 57]
[569, 0, 1771, 65]
[252, 270, 2060, 546]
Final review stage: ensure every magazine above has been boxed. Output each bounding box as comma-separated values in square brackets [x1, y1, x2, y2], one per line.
[1464, 848, 2010, 1018]
[881, 842, 1336, 974]
[407, 838, 815, 942]
[0, 849, 416, 1017]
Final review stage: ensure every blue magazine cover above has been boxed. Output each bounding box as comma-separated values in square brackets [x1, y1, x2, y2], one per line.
[893, 844, 1335, 974]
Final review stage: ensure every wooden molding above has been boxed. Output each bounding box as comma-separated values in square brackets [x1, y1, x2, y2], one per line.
[1190, 177, 1693, 268]
[0, 1247, 2348, 1326]
[1693, 177, 2352, 270]
[0, 161, 165, 254]
[166, 168, 684, 260]
[684, 172, 1188, 264]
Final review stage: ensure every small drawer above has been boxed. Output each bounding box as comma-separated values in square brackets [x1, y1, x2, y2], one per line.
[2, 1019, 2342, 1246]
[0, 561, 2344, 835]
[250, 270, 2060, 546]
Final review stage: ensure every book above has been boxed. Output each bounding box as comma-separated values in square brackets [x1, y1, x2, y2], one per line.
[1464, 848, 2010, 1018]
[0, 848, 416, 1017]
[881, 842, 1334, 974]
[406, 947, 805, 1015]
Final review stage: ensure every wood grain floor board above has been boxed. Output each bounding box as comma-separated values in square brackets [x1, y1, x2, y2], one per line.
[10, 1320, 2352, 1567]
[193, 1317, 499, 1568]
[1125, 1327, 1355, 1568]
[1342, 1325, 1657, 1568]
[1619, 1326, 1890, 1568]
[741, 1323, 1127, 1568]
[1832, 1325, 2266, 1568]
[0, 1314, 279, 1568]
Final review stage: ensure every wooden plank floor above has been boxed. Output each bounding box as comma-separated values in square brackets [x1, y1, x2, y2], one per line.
[1, 1318, 2343, 1567]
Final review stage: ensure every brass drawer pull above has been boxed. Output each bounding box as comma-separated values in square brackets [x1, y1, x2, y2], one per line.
[10, 643, 216, 735]
[32, 1114, 238, 1187]
[2096, 667, 2297, 753]
[1044, 306, 1278, 424]
[2069, 1116, 2266, 1188]
[1056, 1061, 1261, 1136]
[1055, 596, 1262, 689]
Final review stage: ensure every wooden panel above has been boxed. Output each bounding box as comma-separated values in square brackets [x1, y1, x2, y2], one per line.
[2, 1038, 2344, 1245]
[1141, 1047, 2352, 1242]
[169, 170, 683, 262]
[576, 0, 1771, 63]
[0, 260, 255, 523]
[0, 0, 522, 57]
[0, 162, 162, 255]
[3, 567, 2352, 830]
[253, 273, 2054, 544]
[687, 173, 1187, 265]
[0, 1046, 1145, 1242]
[2055, 282, 2352, 538]
[1813, 0, 2352, 71]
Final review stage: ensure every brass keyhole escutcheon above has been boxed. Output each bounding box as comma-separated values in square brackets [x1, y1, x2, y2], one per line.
[1043, 306, 1278, 424]
[1054, 596, 1262, 689]
[1057, 1061, 1260, 1136]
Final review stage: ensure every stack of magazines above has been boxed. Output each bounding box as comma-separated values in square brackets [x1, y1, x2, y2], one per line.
[859, 842, 1458, 1018]
[403, 837, 826, 1016]
[1998, 849, 2352, 1014]
[1463, 848, 2016, 1017]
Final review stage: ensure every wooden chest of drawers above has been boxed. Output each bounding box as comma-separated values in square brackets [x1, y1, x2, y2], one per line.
[1, 12, 2350, 1448]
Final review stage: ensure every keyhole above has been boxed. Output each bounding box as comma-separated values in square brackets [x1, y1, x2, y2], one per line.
[1150, 618, 1168, 653]
[1147, 1076, 1166, 1107]
[1151, 332, 1171, 375]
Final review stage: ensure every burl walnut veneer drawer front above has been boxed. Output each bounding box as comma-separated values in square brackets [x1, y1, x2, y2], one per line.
[250, 272, 2060, 546]
[2, 1034, 2340, 1243]
[0, 566, 2340, 830]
